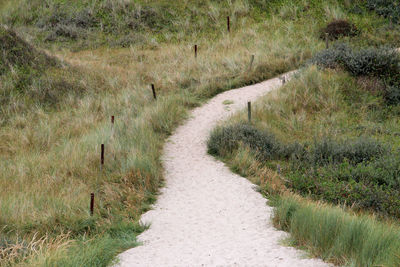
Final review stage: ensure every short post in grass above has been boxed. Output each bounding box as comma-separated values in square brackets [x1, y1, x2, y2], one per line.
[90, 193, 94, 216]
[111, 116, 115, 138]
[151, 84, 157, 100]
[227, 16, 230, 33]
[249, 55, 255, 71]
[325, 32, 329, 49]
[277, 164, 281, 175]
[194, 44, 198, 59]
[100, 144, 104, 171]
[247, 101, 251, 122]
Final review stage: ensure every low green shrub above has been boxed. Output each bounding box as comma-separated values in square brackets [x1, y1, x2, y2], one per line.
[366, 0, 400, 24]
[310, 137, 387, 165]
[208, 123, 281, 161]
[311, 43, 400, 104]
[208, 122, 398, 218]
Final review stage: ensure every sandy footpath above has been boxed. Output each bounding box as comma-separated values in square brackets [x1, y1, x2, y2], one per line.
[116, 73, 330, 266]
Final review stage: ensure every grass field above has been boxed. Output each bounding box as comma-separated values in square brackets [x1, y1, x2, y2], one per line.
[2, 0, 400, 266]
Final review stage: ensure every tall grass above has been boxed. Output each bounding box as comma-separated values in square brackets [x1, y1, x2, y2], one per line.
[208, 63, 400, 266]
[273, 196, 400, 267]
[2, 0, 399, 265]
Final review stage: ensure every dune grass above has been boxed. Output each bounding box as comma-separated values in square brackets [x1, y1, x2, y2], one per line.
[2, 0, 400, 266]
[208, 65, 400, 265]
[272, 196, 400, 267]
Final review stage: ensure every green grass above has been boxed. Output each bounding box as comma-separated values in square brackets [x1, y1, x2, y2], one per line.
[2, 0, 400, 266]
[273, 196, 400, 267]
[207, 56, 400, 266]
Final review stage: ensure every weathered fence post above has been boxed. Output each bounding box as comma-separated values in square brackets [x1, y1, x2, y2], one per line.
[90, 193, 94, 216]
[100, 144, 104, 171]
[194, 44, 198, 59]
[227, 16, 230, 33]
[248, 101, 251, 122]
[151, 84, 157, 99]
[249, 55, 255, 71]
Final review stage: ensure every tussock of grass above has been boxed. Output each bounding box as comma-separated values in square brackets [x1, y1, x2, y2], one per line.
[273, 196, 400, 267]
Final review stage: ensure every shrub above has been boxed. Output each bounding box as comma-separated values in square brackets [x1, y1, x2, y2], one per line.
[208, 123, 281, 160]
[366, 0, 400, 24]
[311, 44, 400, 78]
[320, 19, 359, 40]
[310, 43, 352, 69]
[342, 47, 400, 78]
[311, 44, 400, 104]
[310, 137, 387, 165]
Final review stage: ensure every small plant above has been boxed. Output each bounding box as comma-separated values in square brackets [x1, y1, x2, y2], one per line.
[320, 19, 359, 40]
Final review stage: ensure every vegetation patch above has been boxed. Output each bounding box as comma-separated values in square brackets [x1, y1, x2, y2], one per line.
[311, 44, 400, 104]
[273, 196, 400, 266]
[320, 19, 359, 40]
[366, 0, 400, 24]
[208, 64, 400, 265]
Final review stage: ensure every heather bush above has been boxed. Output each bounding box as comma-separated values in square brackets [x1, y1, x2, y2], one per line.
[208, 123, 281, 161]
[208, 122, 397, 218]
[320, 20, 359, 40]
[366, 0, 400, 24]
[311, 44, 400, 104]
[310, 137, 387, 165]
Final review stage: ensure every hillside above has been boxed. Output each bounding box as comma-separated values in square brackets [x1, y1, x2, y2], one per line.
[1, 0, 400, 266]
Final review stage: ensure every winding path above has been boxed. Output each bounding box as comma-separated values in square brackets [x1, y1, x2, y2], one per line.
[117, 74, 330, 266]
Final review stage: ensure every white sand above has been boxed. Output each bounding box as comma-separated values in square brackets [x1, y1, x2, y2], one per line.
[116, 74, 331, 266]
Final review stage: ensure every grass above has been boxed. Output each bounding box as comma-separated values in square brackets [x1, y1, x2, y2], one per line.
[272, 195, 400, 266]
[208, 65, 400, 265]
[2, 0, 400, 266]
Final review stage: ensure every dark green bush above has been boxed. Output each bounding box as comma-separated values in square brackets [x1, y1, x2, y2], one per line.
[343, 47, 399, 78]
[310, 43, 352, 69]
[311, 43, 400, 104]
[366, 0, 400, 24]
[311, 44, 400, 78]
[208, 122, 398, 218]
[208, 123, 281, 160]
[320, 19, 359, 40]
[310, 137, 387, 165]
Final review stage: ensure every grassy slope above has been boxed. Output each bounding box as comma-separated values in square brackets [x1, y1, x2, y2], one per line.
[206, 5, 400, 266]
[1, 0, 399, 266]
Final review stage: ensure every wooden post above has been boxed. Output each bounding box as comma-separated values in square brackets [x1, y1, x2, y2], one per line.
[249, 55, 255, 71]
[100, 144, 104, 170]
[227, 16, 230, 33]
[111, 116, 115, 138]
[194, 44, 198, 59]
[151, 84, 157, 99]
[90, 193, 94, 216]
[248, 101, 251, 122]
[277, 164, 281, 175]
[325, 32, 329, 49]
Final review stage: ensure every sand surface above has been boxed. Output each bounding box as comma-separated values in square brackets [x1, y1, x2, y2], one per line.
[116, 74, 330, 266]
